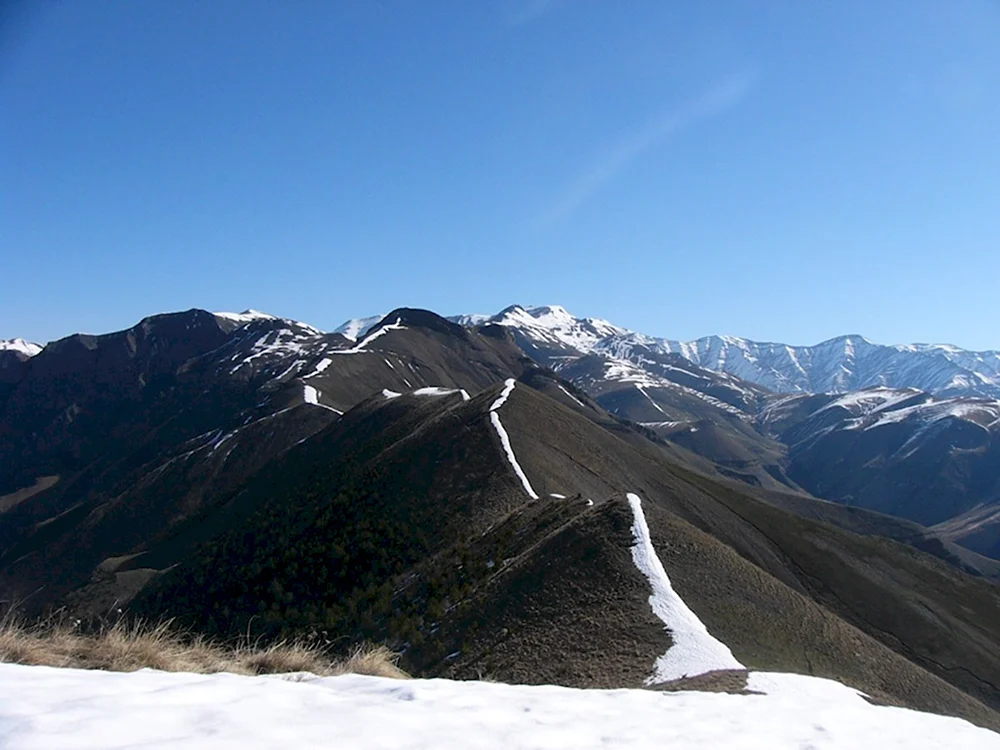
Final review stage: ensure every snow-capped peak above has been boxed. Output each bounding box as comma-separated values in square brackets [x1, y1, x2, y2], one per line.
[214, 310, 278, 325]
[334, 315, 385, 342]
[448, 313, 491, 327]
[214, 310, 324, 336]
[488, 304, 630, 354]
[0, 338, 43, 357]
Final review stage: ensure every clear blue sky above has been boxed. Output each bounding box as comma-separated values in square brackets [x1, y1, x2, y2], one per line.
[3, 1, 999, 348]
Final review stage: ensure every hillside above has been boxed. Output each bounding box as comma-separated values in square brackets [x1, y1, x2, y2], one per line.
[0, 308, 527, 614]
[136, 374, 1000, 729]
[455, 305, 1000, 556]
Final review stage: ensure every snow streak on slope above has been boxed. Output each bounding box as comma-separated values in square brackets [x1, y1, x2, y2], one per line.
[557, 383, 586, 408]
[413, 387, 471, 401]
[489, 379, 539, 499]
[226, 326, 324, 377]
[1, 664, 996, 750]
[627, 493, 745, 683]
[636, 384, 667, 415]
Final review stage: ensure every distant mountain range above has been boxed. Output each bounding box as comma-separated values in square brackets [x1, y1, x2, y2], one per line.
[15, 303, 1000, 398]
[8, 304, 1000, 550]
[3, 305, 1000, 731]
[432, 305, 1000, 553]
[450, 304, 1000, 399]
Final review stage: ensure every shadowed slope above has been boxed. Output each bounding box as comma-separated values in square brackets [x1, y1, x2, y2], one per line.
[134, 379, 1000, 730]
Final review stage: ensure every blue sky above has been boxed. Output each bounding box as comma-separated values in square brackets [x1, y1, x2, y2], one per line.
[3, 1, 999, 348]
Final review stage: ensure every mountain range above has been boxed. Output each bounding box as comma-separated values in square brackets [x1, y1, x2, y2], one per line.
[2, 305, 1000, 731]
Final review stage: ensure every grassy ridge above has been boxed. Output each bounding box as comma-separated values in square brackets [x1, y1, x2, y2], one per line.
[0, 616, 406, 678]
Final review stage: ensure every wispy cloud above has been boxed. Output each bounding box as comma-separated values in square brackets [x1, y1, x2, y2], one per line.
[539, 71, 759, 225]
[506, 0, 572, 26]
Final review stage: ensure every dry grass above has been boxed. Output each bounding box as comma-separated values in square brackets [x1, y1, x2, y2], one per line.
[0, 617, 408, 679]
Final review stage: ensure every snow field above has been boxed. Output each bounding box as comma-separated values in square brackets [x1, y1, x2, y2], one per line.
[1, 663, 996, 750]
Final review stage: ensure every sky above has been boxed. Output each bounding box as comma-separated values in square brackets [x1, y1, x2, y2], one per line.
[2, 0, 999, 349]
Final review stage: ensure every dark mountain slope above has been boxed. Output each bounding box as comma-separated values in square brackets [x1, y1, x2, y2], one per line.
[934, 504, 1000, 560]
[297, 309, 528, 413]
[134, 379, 1000, 729]
[0, 310, 232, 491]
[0, 309, 528, 615]
[512, 370, 1000, 579]
[519, 353, 791, 493]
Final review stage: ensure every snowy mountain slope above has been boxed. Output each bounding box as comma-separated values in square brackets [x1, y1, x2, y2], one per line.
[463, 306, 789, 490]
[479, 305, 769, 421]
[449, 305, 1000, 533]
[657, 333, 1000, 399]
[759, 387, 1000, 526]
[334, 314, 384, 341]
[0, 338, 42, 358]
[462, 304, 1000, 399]
[213, 308, 279, 327]
[3, 664, 997, 749]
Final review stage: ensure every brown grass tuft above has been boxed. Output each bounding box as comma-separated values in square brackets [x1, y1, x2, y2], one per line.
[0, 617, 408, 679]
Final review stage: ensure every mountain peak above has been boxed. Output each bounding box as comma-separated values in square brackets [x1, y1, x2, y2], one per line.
[334, 314, 385, 341]
[213, 310, 277, 325]
[0, 338, 43, 358]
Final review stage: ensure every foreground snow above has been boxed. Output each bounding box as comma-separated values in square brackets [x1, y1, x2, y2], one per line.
[0, 663, 996, 749]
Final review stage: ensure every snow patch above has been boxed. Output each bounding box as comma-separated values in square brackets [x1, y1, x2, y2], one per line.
[382, 389, 402, 399]
[302, 384, 342, 414]
[413, 387, 471, 401]
[304, 357, 333, 379]
[627, 492, 745, 683]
